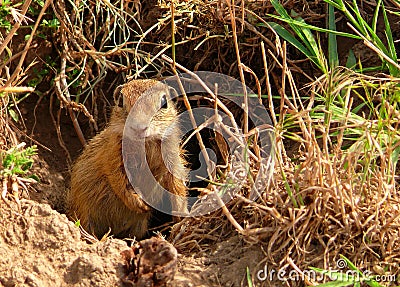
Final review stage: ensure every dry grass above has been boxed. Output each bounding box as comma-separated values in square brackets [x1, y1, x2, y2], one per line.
[164, 1, 400, 285]
[169, 63, 400, 283]
[170, 71, 400, 286]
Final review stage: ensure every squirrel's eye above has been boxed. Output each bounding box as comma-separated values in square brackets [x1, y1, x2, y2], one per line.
[160, 94, 168, 109]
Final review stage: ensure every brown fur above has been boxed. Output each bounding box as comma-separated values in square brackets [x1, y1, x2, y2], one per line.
[67, 79, 188, 239]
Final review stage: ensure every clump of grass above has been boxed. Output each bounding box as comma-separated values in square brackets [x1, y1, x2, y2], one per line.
[0, 142, 38, 209]
[264, 0, 399, 76]
[1, 143, 37, 178]
[167, 2, 400, 285]
[0, 0, 13, 32]
[170, 59, 400, 286]
[261, 0, 359, 74]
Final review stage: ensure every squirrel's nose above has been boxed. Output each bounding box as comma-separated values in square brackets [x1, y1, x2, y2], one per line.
[135, 124, 149, 138]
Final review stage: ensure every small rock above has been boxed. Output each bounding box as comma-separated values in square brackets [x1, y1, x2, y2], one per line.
[122, 236, 178, 287]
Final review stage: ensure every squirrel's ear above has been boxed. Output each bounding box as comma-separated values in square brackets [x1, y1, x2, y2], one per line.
[113, 85, 124, 107]
[169, 87, 178, 99]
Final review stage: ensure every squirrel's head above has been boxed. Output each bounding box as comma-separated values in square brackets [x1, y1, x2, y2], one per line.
[114, 79, 179, 140]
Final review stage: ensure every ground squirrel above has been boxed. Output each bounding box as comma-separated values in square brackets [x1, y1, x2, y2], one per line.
[67, 79, 188, 239]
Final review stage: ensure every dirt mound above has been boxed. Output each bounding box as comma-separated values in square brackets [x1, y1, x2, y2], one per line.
[0, 198, 260, 287]
[0, 200, 129, 287]
[0, 199, 234, 287]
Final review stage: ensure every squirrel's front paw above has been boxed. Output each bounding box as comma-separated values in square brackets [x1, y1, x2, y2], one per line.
[136, 196, 151, 213]
[126, 192, 151, 213]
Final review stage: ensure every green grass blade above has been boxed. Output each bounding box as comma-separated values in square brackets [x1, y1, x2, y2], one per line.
[266, 22, 319, 64]
[382, 5, 397, 60]
[270, 0, 292, 22]
[365, 279, 385, 287]
[269, 0, 315, 54]
[391, 143, 400, 173]
[346, 49, 357, 69]
[346, 2, 392, 63]
[339, 255, 363, 276]
[337, 0, 394, 70]
[289, 13, 315, 51]
[329, 0, 363, 34]
[371, 0, 382, 33]
[348, 0, 369, 35]
[312, 281, 354, 287]
[266, 22, 307, 51]
[246, 267, 253, 287]
[381, 3, 398, 76]
[310, 268, 358, 287]
[347, 1, 397, 75]
[323, 0, 344, 11]
[293, 14, 322, 59]
[328, 4, 339, 68]
[361, 24, 389, 55]
[261, 15, 360, 39]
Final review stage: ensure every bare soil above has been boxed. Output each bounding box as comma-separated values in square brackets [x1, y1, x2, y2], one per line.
[0, 199, 261, 287]
[0, 200, 128, 287]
